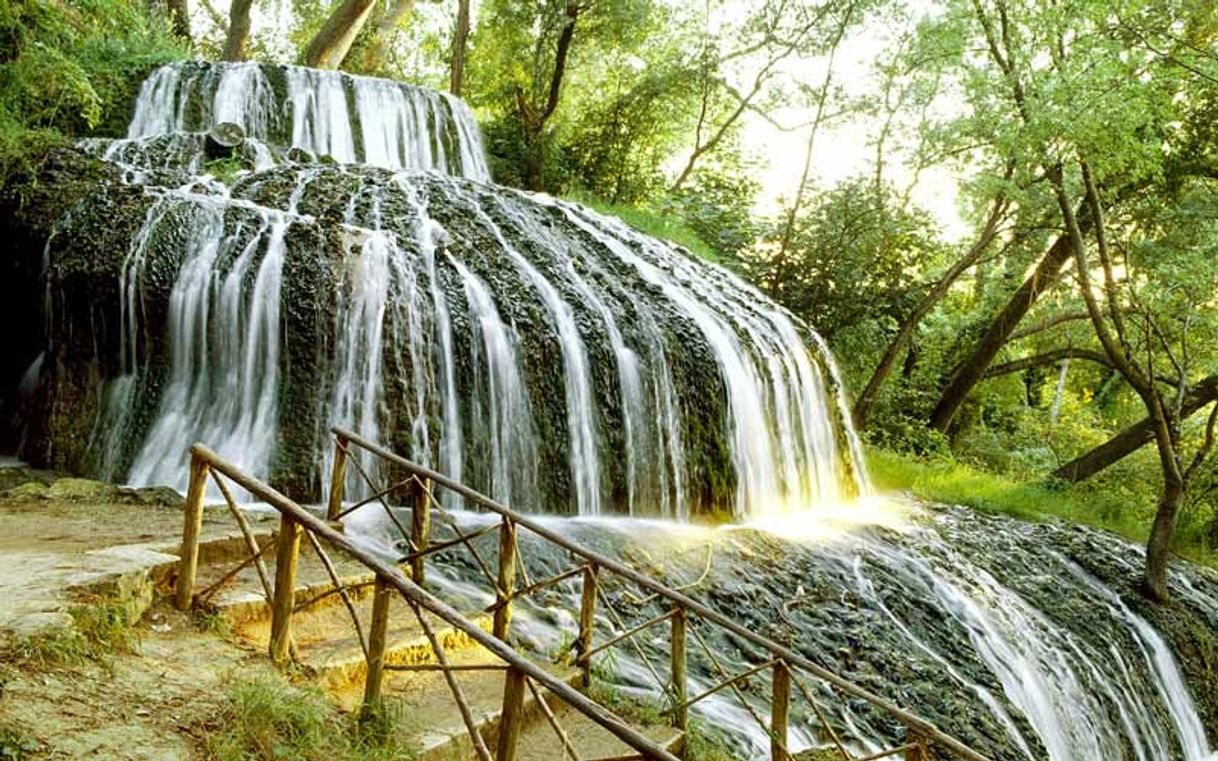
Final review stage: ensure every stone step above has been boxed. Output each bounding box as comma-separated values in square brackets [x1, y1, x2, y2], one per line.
[233, 585, 494, 689]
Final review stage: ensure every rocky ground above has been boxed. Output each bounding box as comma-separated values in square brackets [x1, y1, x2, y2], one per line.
[0, 465, 281, 760]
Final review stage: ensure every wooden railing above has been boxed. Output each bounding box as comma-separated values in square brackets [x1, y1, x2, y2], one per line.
[322, 428, 993, 761]
[175, 442, 680, 761]
[175, 427, 995, 761]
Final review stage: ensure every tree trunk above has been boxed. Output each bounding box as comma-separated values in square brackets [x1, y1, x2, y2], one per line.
[303, 0, 378, 69]
[222, 0, 254, 61]
[929, 220, 1085, 433]
[513, 3, 578, 193]
[450, 0, 471, 96]
[1049, 376, 1218, 482]
[854, 195, 1007, 428]
[166, 0, 192, 39]
[1144, 450, 1185, 603]
[521, 126, 545, 191]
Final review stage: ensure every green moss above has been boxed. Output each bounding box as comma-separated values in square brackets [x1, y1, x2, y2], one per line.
[0, 721, 38, 760]
[0, 595, 141, 670]
[565, 192, 723, 264]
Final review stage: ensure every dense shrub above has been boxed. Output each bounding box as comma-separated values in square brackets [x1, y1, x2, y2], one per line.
[0, 0, 185, 194]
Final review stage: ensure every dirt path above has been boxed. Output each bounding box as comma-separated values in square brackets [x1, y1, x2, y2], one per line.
[0, 605, 279, 760]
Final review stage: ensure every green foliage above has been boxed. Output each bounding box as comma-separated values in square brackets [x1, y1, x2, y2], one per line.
[203, 675, 413, 761]
[746, 178, 946, 339]
[684, 719, 745, 761]
[204, 156, 250, 185]
[870, 448, 1217, 568]
[661, 156, 762, 261]
[0, 722, 37, 761]
[0, 0, 185, 193]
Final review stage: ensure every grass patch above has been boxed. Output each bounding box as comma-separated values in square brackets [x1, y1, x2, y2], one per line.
[0, 595, 141, 669]
[565, 192, 724, 264]
[201, 675, 414, 761]
[0, 721, 38, 760]
[869, 448, 1218, 569]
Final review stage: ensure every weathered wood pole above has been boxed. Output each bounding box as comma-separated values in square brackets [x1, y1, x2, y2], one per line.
[175, 454, 211, 610]
[670, 606, 688, 734]
[578, 563, 599, 686]
[904, 728, 926, 761]
[327, 435, 349, 521]
[269, 514, 302, 664]
[493, 517, 517, 640]
[411, 478, 431, 585]
[771, 661, 790, 761]
[362, 576, 393, 716]
[496, 666, 528, 761]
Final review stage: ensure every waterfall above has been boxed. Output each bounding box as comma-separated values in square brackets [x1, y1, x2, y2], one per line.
[48, 61, 872, 516]
[128, 62, 490, 180]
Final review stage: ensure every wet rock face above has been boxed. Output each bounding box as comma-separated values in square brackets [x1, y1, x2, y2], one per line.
[4, 131, 863, 519]
[412, 504, 1217, 760]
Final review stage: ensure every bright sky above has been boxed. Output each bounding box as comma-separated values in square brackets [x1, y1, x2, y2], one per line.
[736, 4, 972, 240]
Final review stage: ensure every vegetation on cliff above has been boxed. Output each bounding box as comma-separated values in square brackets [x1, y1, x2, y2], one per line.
[0, 0, 185, 195]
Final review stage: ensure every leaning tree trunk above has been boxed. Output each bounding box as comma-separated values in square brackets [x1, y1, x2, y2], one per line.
[929, 221, 1084, 433]
[450, 0, 471, 95]
[166, 0, 191, 39]
[1050, 376, 1218, 483]
[303, 0, 378, 69]
[222, 0, 254, 61]
[854, 195, 1007, 428]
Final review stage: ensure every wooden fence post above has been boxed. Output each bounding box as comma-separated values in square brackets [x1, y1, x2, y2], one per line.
[175, 454, 210, 611]
[411, 477, 430, 585]
[493, 517, 517, 640]
[327, 435, 348, 521]
[497, 666, 527, 761]
[269, 514, 302, 664]
[362, 576, 392, 717]
[771, 661, 790, 761]
[578, 563, 598, 687]
[670, 606, 687, 734]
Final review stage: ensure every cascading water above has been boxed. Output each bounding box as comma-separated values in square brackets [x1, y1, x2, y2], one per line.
[343, 502, 1218, 761]
[127, 61, 490, 180]
[49, 60, 864, 517]
[12, 61, 1217, 761]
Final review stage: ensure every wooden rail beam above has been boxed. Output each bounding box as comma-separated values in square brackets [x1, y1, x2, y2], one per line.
[772, 661, 791, 761]
[670, 606, 687, 734]
[188, 442, 678, 761]
[579, 609, 677, 664]
[327, 434, 348, 521]
[578, 563, 599, 686]
[327, 428, 994, 761]
[668, 659, 778, 716]
[175, 455, 210, 610]
[498, 666, 528, 761]
[269, 514, 302, 664]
